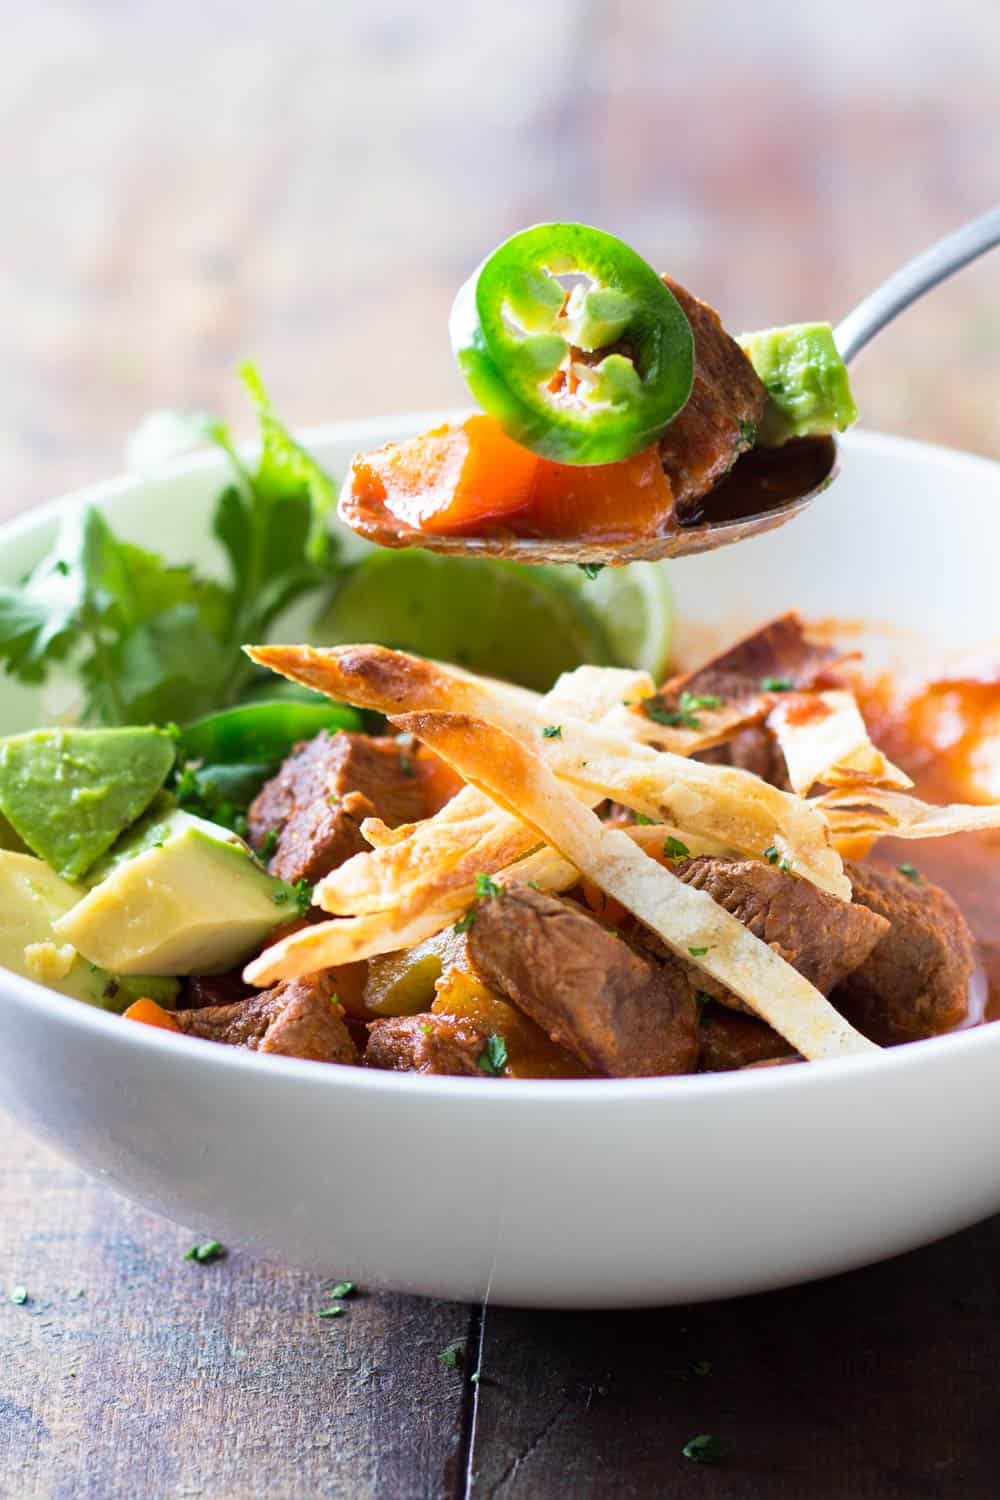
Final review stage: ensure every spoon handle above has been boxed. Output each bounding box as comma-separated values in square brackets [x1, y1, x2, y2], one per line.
[834, 206, 1000, 365]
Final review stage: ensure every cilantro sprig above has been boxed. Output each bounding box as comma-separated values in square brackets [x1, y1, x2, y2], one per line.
[0, 365, 342, 726]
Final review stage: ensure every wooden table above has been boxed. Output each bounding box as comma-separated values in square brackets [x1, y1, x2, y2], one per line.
[1, 3, 998, 1495]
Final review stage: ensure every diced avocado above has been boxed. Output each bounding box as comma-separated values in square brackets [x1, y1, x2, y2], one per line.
[0, 850, 179, 1011]
[54, 808, 299, 975]
[364, 927, 470, 1016]
[740, 322, 859, 445]
[0, 727, 175, 881]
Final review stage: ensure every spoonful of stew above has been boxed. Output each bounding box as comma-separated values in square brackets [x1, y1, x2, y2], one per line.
[339, 210, 1000, 566]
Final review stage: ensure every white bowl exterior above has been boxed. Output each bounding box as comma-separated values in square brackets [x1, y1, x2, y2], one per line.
[1, 424, 999, 1307]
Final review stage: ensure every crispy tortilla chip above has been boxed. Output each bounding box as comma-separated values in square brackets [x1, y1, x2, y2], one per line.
[395, 711, 877, 1062]
[249, 642, 847, 900]
[816, 787, 1000, 841]
[244, 905, 461, 987]
[769, 690, 912, 796]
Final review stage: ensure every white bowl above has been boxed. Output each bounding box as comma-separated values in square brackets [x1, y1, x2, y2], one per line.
[1, 422, 999, 1309]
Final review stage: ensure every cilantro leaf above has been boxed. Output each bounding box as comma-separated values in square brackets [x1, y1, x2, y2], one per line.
[0, 368, 344, 728]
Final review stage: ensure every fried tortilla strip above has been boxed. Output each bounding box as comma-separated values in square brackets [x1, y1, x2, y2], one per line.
[247, 643, 848, 900]
[607, 612, 845, 752]
[394, 711, 877, 1062]
[769, 690, 912, 797]
[244, 905, 462, 987]
[816, 787, 1000, 841]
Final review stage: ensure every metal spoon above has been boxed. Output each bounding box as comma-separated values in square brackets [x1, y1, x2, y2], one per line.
[378, 207, 999, 565]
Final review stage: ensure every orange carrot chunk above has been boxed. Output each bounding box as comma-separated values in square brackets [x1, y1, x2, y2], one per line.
[123, 997, 182, 1032]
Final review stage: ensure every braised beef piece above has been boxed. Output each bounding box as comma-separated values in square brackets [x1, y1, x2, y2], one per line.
[697, 726, 792, 791]
[663, 613, 839, 706]
[247, 731, 427, 885]
[173, 974, 357, 1064]
[365, 1013, 492, 1076]
[833, 863, 974, 1044]
[657, 278, 768, 520]
[180, 969, 252, 1010]
[670, 856, 890, 1000]
[699, 1004, 795, 1072]
[467, 886, 701, 1077]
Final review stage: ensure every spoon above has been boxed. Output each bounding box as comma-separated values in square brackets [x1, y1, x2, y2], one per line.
[382, 207, 999, 565]
[644, 204, 1000, 560]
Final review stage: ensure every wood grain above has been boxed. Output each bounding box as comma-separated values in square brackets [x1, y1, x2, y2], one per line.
[0, 1117, 474, 1500]
[469, 1219, 1000, 1498]
[1, 2, 998, 1496]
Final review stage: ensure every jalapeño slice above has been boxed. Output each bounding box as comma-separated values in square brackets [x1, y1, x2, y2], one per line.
[449, 223, 694, 466]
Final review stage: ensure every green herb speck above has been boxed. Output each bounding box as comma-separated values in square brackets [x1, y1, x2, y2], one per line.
[682, 1433, 725, 1465]
[478, 1033, 508, 1077]
[897, 862, 921, 883]
[185, 1240, 226, 1264]
[542, 725, 562, 740]
[664, 836, 690, 860]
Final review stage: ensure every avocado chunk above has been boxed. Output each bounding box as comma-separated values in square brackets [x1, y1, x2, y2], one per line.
[54, 807, 300, 975]
[0, 727, 175, 881]
[740, 322, 858, 445]
[0, 850, 179, 1011]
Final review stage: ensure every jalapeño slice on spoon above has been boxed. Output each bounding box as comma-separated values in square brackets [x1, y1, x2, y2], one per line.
[449, 223, 695, 465]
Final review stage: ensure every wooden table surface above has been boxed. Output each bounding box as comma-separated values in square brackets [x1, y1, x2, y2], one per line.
[1, 3, 998, 1496]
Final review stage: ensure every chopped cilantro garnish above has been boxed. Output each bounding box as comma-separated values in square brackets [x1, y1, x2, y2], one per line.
[688, 946, 709, 958]
[643, 689, 721, 731]
[478, 1034, 508, 1076]
[475, 873, 501, 901]
[185, 1240, 226, 1264]
[682, 1434, 725, 1465]
[635, 813, 654, 826]
[317, 1305, 345, 1319]
[0, 366, 342, 725]
[897, 862, 921, 883]
[259, 828, 279, 860]
[664, 836, 690, 860]
[761, 676, 795, 692]
[578, 563, 606, 579]
[9, 1286, 28, 1305]
[438, 1339, 465, 1371]
[527, 880, 541, 891]
[780, 857, 792, 873]
[763, 846, 780, 865]
[454, 910, 476, 935]
[691, 1359, 712, 1377]
[542, 725, 562, 739]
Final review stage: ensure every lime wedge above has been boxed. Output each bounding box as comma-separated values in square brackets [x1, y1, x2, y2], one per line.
[312, 551, 613, 692]
[570, 562, 674, 681]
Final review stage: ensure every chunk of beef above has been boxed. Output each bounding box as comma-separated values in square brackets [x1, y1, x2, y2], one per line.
[699, 1003, 795, 1072]
[365, 1013, 491, 1076]
[672, 856, 890, 999]
[833, 863, 974, 1044]
[657, 277, 768, 520]
[467, 886, 700, 1077]
[697, 726, 791, 791]
[173, 974, 357, 1064]
[663, 613, 839, 705]
[247, 731, 427, 885]
[179, 969, 252, 1010]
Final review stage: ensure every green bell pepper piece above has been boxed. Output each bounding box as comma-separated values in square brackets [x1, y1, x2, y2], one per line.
[449, 223, 694, 465]
[178, 699, 362, 766]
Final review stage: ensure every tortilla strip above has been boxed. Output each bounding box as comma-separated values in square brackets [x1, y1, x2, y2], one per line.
[248, 643, 848, 900]
[816, 787, 1000, 841]
[612, 612, 847, 752]
[244, 904, 462, 986]
[768, 690, 912, 796]
[394, 711, 878, 1062]
[320, 660, 648, 918]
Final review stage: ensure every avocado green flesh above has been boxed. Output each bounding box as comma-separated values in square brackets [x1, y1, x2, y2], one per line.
[740, 322, 859, 445]
[0, 850, 178, 1012]
[0, 727, 175, 881]
[55, 814, 294, 975]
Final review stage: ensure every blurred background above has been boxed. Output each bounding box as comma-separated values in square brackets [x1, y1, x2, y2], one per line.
[2, 0, 997, 518]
